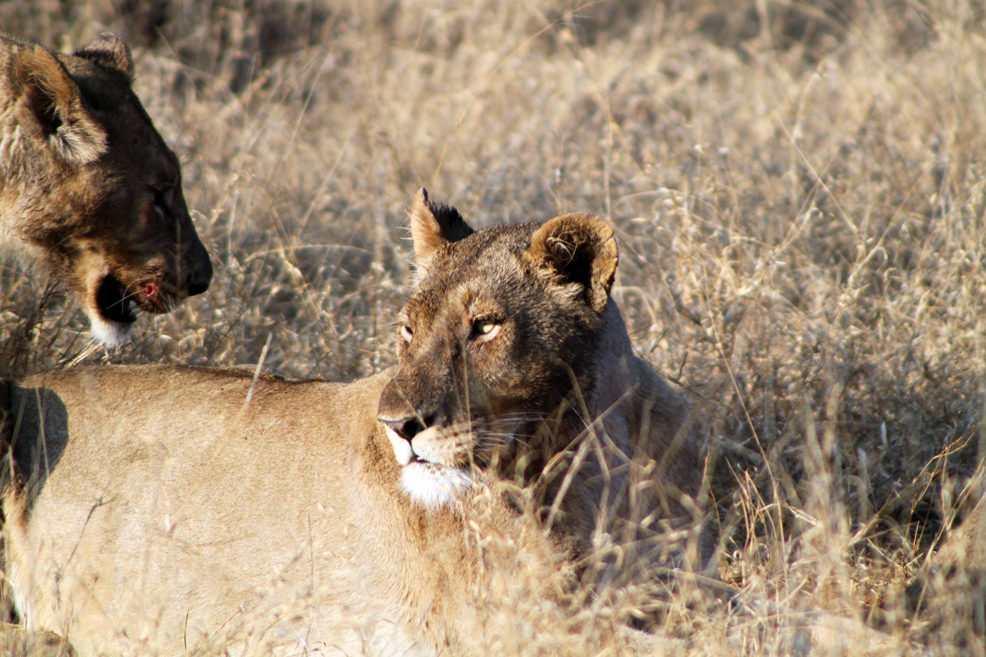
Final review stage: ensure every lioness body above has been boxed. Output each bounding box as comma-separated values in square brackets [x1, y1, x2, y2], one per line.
[6, 365, 473, 655]
[0, 32, 211, 345]
[3, 191, 711, 655]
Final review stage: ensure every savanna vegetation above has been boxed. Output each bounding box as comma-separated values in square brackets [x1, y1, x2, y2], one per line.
[2, 0, 985, 654]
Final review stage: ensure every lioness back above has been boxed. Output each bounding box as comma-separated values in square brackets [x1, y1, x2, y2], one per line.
[6, 365, 426, 655]
[0, 32, 212, 346]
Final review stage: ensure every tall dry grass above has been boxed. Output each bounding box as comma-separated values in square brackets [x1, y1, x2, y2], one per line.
[2, 0, 985, 654]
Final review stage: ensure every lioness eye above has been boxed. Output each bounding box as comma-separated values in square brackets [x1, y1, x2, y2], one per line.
[400, 324, 414, 343]
[153, 186, 173, 219]
[474, 319, 501, 343]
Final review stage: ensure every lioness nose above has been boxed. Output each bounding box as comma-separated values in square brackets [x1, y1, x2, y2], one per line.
[186, 259, 213, 297]
[383, 416, 429, 442]
[187, 279, 209, 296]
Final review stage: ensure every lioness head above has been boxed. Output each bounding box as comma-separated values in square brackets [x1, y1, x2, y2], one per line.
[378, 189, 619, 507]
[1, 33, 212, 346]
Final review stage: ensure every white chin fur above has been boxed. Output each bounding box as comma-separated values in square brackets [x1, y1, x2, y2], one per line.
[401, 464, 472, 508]
[384, 426, 414, 466]
[88, 315, 132, 347]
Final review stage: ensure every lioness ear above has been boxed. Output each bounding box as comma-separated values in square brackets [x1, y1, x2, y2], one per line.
[75, 33, 135, 83]
[409, 188, 474, 278]
[527, 213, 618, 313]
[11, 45, 107, 165]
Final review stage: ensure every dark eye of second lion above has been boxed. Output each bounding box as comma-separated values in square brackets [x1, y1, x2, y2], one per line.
[152, 186, 172, 219]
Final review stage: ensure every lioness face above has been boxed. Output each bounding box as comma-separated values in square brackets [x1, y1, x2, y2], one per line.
[378, 190, 617, 507]
[60, 92, 211, 346]
[3, 33, 213, 345]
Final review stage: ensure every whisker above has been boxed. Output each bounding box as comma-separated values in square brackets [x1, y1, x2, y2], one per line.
[467, 412, 545, 424]
[100, 281, 143, 313]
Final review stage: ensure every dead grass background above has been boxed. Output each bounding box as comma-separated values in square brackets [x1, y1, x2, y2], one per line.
[2, 0, 985, 654]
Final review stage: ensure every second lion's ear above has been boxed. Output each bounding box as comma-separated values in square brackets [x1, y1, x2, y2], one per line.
[409, 188, 474, 279]
[11, 45, 107, 165]
[75, 33, 135, 83]
[527, 213, 618, 313]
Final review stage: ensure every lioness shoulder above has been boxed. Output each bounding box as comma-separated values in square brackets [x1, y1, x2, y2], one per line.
[1, 190, 713, 656]
[0, 32, 212, 346]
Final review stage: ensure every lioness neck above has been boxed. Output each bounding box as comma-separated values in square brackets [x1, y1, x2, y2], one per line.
[586, 300, 687, 443]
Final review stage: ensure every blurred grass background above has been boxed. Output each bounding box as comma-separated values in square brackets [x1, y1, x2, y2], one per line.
[2, 0, 986, 653]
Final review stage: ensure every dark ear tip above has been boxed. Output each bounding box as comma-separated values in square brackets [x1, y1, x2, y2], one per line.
[420, 188, 446, 219]
[75, 32, 135, 82]
[408, 189, 474, 251]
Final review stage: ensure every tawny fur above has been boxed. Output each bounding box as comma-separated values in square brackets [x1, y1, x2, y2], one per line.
[0, 32, 212, 346]
[1, 191, 713, 655]
[905, 483, 986, 644]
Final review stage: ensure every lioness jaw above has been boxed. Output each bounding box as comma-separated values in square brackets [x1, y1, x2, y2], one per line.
[2, 191, 713, 655]
[0, 32, 212, 346]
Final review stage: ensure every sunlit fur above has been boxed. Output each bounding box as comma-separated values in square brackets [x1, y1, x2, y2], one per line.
[401, 463, 474, 508]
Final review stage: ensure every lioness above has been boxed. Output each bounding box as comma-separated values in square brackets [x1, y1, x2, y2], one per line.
[1, 190, 712, 655]
[0, 32, 212, 346]
[904, 484, 986, 645]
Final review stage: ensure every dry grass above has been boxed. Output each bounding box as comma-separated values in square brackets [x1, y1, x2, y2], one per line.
[2, 0, 986, 654]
